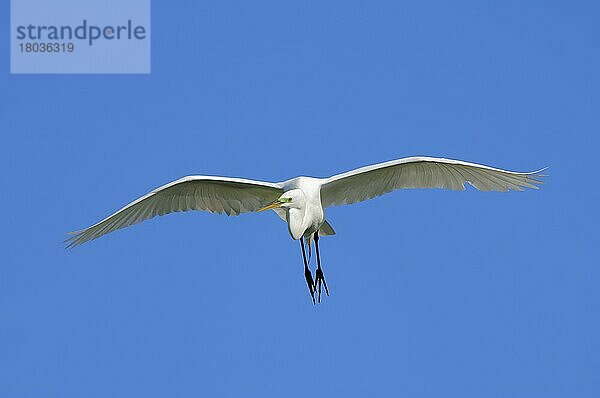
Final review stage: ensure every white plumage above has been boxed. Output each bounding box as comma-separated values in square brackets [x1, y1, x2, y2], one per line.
[67, 156, 544, 303]
[67, 156, 544, 248]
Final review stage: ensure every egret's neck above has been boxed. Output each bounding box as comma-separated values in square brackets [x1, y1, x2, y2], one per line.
[286, 207, 306, 240]
[284, 188, 324, 240]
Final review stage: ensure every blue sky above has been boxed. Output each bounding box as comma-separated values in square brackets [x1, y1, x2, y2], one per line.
[1, 1, 598, 397]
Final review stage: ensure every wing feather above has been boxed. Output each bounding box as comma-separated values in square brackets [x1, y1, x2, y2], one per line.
[66, 176, 283, 248]
[320, 156, 545, 207]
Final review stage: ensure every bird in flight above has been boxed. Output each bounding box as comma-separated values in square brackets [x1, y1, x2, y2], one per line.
[67, 156, 544, 304]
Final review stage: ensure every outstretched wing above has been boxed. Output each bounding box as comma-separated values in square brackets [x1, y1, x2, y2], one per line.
[66, 176, 283, 248]
[320, 156, 545, 208]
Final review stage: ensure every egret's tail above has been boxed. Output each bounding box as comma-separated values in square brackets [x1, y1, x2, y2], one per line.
[303, 220, 336, 263]
[306, 219, 336, 246]
[319, 220, 336, 236]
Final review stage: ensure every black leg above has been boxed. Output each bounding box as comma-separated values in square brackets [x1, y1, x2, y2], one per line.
[314, 232, 329, 303]
[300, 237, 316, 304]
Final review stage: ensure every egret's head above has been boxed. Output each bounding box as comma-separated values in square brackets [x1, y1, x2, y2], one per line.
[258, 189, 305, 211]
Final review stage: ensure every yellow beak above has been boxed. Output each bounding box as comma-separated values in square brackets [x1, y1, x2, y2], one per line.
[258, 200, 284, 212]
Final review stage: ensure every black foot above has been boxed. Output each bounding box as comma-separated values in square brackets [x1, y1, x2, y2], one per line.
[304, 266, 316, 304]
[314, 267, 329, 303]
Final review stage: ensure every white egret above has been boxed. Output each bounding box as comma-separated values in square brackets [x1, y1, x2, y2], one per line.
[67, 156, 545, 303]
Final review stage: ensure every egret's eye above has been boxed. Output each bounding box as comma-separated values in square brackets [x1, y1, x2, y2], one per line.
[281, 197, 292, 203]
